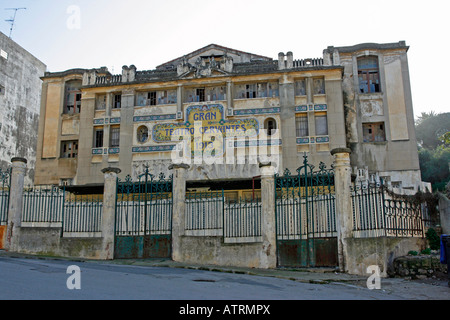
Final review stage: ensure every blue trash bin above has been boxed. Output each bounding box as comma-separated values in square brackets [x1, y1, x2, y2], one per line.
[441, 235, 450, 287]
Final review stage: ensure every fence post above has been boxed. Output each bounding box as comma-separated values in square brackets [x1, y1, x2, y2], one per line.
[5, 157, 27, 252]
[259, 162, 277, 269]
[169, 163, 189, 262]
[100, 167, 121, 260]
[331, 148, 353, 273]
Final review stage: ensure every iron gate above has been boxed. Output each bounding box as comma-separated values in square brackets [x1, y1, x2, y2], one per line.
[115, 168, 173, 259]
[275, 155, 337, 267]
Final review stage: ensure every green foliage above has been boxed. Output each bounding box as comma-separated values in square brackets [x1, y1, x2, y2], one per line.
[408, 250, 418, 256]
[425, 228, 440, 251]
[415, 111, 450, 190]
[420, 248, 432, 255]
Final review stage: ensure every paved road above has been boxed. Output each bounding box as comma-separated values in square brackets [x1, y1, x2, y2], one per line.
[0, 255, 448, 302]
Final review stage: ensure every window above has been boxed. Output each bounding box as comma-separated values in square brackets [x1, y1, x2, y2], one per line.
[110, 126, 120, 147]
[113, 94, 122, 109]
[0, 49, 7, 60]
[96, 94, 106, 110]
[363, 122, 385, 142]
[264, 118, 277, 136]
[358, 57, 380, 93]
[196, 88, 205, 102]
[235, 82, 279, 99]
[0, 84, 5, 96]
[295, 114, 309, 137]
[148, 92, 157, 106]
[61, 141, 78, 158]
[93, 128, 104, 148]
[313, 78, 325, 95]
[295, 79, 306, 96]
[64, 81, 82, 114]
[137, 126, 149, 143]
[315, 113, 328, 136]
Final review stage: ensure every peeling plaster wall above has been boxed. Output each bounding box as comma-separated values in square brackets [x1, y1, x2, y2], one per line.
[0, 32, 46, 185]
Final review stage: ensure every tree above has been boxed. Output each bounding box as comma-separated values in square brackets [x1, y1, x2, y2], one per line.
[415, 111, 450, 191]
[415, 112, 450, 149]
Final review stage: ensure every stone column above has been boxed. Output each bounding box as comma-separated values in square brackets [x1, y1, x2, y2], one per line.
[5, 157, 27, 252]
[259, 162, 277, 269]
[169, 163, 189, 262]
[331, 148, 353, 272]
[100, 167, 121, 260]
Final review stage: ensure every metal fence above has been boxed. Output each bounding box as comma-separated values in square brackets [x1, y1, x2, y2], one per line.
[185, 190, 263, 243]
[224, 197, 262, 243]
[115, 172, 173, 236]
[0, 168, 11, 225]
[22, 186, 64, 224]
[351, 181, 425, 238]
[62, 193, 103, 236]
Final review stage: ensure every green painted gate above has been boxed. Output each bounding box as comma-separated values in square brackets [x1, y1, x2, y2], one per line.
[275, 155, 337, 267]
[114, 168, 173, 259]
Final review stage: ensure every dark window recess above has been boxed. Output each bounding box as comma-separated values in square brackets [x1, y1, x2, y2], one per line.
[148, 92, 157, 106]
[64, 81, 82, 114]
[113, 94, 122, 109]
[265, 118, 277, 136]
[363, 122, 386, 142]
[358, 57, 381, 93]
[94, 129, 104, 148]
[61, 141, 78, 158]
[196, 88, 205, 102]
[110, 127, 120, 147]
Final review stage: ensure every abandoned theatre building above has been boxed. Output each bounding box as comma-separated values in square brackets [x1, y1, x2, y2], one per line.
[34, 42, 421, 192]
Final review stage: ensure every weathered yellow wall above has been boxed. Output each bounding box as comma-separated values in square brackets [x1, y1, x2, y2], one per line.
[42, 82, 61, 158]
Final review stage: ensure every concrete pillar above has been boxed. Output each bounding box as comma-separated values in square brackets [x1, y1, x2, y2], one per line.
[331, 148, 353, 272]
[5, 157, 27, 252]
[169, 163, 189, 262]
[177, 84, 183, 119]
[100, 167, 121, 260]
[286, 52, 293, 69]
[226, 80, 233, 111]
[278, 52, 285, 70]
[259, 162, 277, 269]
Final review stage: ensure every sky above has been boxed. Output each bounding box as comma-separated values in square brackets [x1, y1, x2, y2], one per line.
[1, 0, 448, 119]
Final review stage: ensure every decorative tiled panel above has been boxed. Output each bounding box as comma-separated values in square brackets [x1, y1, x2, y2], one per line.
[93, 119, 104, 125]
[295, 105, 308, 112]
[314, 104, 328, 111]
[132, 145, 176, 153]
[93, 117, 121, 125]
[295, 105, 328, 112]
[233, 107, 280, 116]
[110, 117, 121, 124]
[133, 114, 177, 122]
[296, 136, 329, 144]
[92, 148, 103, 155]
[296, 137, 310, 144]
[108, 148, 120, 154]
[232, 139, 282, 148]
[315, 136, 330, 144]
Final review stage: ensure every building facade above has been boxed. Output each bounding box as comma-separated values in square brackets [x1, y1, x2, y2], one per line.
[0, 31, 47, 185]
[34, 42, 422, 191]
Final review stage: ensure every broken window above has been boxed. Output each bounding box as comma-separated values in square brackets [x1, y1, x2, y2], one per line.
[363, 122, 385, 142]
[93, 127, 104, 148]
[313, 78, 325, 95]
[64, 80, 82, 114]
[315, 113, 328, 136]
[295, 79, 306, 96]
[358, 57, 380, 93]
[148, 92, 157, 106]
[110, 126, 120, 147]
[295, 114, 309, 137]
[205, 86, 226, 101]
[61, 141, 78, 158]
[196, 88, 205, 102]
[113, 93, 122, 109]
